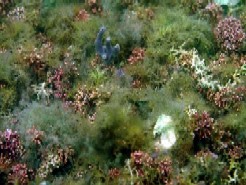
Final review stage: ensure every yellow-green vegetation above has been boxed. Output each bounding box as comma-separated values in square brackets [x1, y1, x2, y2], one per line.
[147, 7, 215, 63]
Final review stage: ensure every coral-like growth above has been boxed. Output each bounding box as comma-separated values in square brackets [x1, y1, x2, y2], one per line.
[72, 85, 111, 121]
[86, 0, 102, 14]
[95, 26, 120, 65]
[206, 85, 246, 110]
[37, 147, 74, 178]
[172, 47, 246, 110]
[127, 48, 145, 65]
[0, 154, 12, 170]
[212, 124, 233, 153]
[48, 68, 66, 99]
[202, 3, 223, 24]
[26, 126, 44, 145]
[130, 150, 172, 184]
[214, 17, 245, 52]
[228, 145, 243, 160]
[212, 86, 246, 110]
[171, 47, 221, 90]
[8, 163, 33, 185]
[158, 158, 172, 184]
[20, 42, 53, 79]
[131, 150, 153, 176]
[74, 9, 90, 22]
[108, 168, 121, 180]
[23, 48, 46, 75]
[192, 111, 214, 139]
[7, 6, 25, 21]
[178, 149, 222, 184]
[0, 129, 24, 163]
[47, 51, 79, 100]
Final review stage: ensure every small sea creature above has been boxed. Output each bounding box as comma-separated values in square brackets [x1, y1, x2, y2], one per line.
[32, 82, 53, 105]
[95, 26, 120, 65]
[153, 114, 176, 150]
[116, 68, 125, 77]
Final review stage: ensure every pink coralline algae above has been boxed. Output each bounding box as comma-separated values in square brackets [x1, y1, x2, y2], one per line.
[75, 9, 90, 21]
[158, 158, 172, 184]
[0, 129, 24, 162]
[192, 111, 214, 139]
[8, 163, 33, 185]
[131, 150, 153, 167]
[48, 67, 66, 99]
[131, 150, 153, 177]
[130, 150, 172, 184]
[108, 168, 121, 180]
[26, 126, 44, 145]
[207, 86, 246, 110]
[47, 58, 79, 100]
[214, 17, 245, 52]
[127, 48, 145, 65]
[203, 3, 223, 23]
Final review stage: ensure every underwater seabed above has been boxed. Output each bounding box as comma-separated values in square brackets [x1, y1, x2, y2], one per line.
[0, 0, 246, 184]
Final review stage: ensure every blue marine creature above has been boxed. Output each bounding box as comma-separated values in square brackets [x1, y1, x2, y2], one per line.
[115, 68, 125, 78]
[95, 26, 120, 65]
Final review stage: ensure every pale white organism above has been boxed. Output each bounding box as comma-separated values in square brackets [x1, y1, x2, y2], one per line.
[186, 105, 198, 118]
[153, 114, 176, 150]
[32, 82, 53, 105]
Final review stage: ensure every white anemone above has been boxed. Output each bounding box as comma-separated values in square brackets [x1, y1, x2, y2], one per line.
[153, 114, 176, 149]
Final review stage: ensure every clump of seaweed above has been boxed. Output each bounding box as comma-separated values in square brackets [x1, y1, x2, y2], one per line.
[92, 103, 151, 162]
[147, 7, 214, 63]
